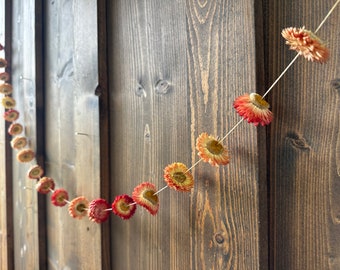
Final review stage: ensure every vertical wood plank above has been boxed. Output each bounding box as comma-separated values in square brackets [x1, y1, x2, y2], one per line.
[186, 0, 262, 269]
[11, 0, 40, 268]
[108, 1, 191, 269]
[264, 0, 340, 269]
[44, 0, 102, 269]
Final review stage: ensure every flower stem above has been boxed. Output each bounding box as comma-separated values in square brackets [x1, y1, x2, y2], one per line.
[314, 0, 340, 33]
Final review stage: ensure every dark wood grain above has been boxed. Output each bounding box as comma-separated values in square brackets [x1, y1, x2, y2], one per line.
[108, 1, 191, 269]
[264, 0, 340, 269]
[44, 0, 102, 269]
[108, 0, 264, 269]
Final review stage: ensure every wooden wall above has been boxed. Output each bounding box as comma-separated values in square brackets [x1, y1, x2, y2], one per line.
[0, 0, 339, 269]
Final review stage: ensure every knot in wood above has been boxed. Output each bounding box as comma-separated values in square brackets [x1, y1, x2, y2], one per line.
[214, 233, 224, 244]
[155, 80, 171, 94]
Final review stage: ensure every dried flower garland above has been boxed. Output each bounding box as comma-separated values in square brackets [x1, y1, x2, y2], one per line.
[0, 0, 338, 224]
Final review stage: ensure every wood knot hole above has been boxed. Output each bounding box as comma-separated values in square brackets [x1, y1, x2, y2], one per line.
[155, 80, 171, 94]
[214, 233, 224, 244]
[331, 79, 340, 93]
[286, 132, 311, 151]
[135, 84, 146, 98]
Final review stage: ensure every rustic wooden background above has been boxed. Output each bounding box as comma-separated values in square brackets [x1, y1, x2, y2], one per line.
[0, 0, 339, 269]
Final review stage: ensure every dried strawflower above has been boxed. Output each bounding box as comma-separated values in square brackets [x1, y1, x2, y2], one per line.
[16, 148, 35, 163]
[163, 162, 194, 191]
[4, 109, 19, 122]
[2, 96, 16, 109]
[36, 177, 55, 194]
[112, 194, 136, 220]
[196, 133, 230, 166]
[0, 72, 10, 82]
[68, 196, 89, 219]
[0, 83, 13, 95]
[0, 58, 7, 68]
[10, 136, 27, 150]
[27, 165, 44, 179]
[51, 189, 69, 207]
[88, 198, 111, 223]
[281, 27, 329, 63]
[233, 93, 273, 126]
[132, 182, 159, 215]
[8, 123, 23, 135]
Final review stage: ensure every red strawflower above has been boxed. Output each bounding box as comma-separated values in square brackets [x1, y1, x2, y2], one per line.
[88, 198, 111, 223]
[233, 93, 273, 126]
[4, 109, 19, 122]
[112, 194, 136, 220]
[51, 188, 69, 207]
[132, 182, 159, 215]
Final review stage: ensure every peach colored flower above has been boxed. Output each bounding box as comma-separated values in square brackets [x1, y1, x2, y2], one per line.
[27, 165, 44, 179]
[8, 123, 23, 135]
[4, 109, 19, 122]
[0, 83, 13, 95]
[17, 148, 35, 163]
[68, 196, 89, 219]
[10, 136, 27, 150]
[112, 194, 136, 220]
[0, 58, 7, 68]
[2, 96, 16, 109]
[36, 177, 55, 194]
[163, 162, 194, 192]
[196, 133, 230, 166]
[233, 93, 273, 126]
[132, 182, 159, 215]
[282, 27, 329, 63]
[51, 189, 69, 207]
[88, 198, 111, 223]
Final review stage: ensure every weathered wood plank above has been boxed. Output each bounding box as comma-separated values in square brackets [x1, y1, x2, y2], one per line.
[108, 0, 264, 269]
[44, 0, 101, 269]
[108, 1, 190, 269]
[10, 0, 40, 268]
[264, 0, 340, 269]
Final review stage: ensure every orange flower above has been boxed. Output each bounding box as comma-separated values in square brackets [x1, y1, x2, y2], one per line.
[0, 83, 13, 95]
[2, 96, 16, 109]
[68, 196, 89, 219]
[10, 136, 27, 150]
[88, 198, 111, 223]
[17, 148, 35, 163]
[27, 165, 44, 179]
[8, 123, 23, 135]
[233, 93, 273, 126]
[281, 27, 329, 63]
[196, 133, 230, 166]
[51, 189, 69, 207]
[112, 194, 136, 220]
[4, 109, 19, 122]
[163, 162, 194, 192]
[132, 182, 159, 215]
[36, 177, 55, 194]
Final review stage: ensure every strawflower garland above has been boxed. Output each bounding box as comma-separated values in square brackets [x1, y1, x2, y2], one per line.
[0, 0, 339, 223]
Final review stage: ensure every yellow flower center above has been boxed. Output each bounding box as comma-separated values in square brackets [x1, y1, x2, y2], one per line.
[76, 203, 87, 213]
[143, 190, 158, 205]
[173, 172, 187, 183]
[250, 93, 269, 109]
[206, 140, 224, 155]
[119, 202, 130, 212]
